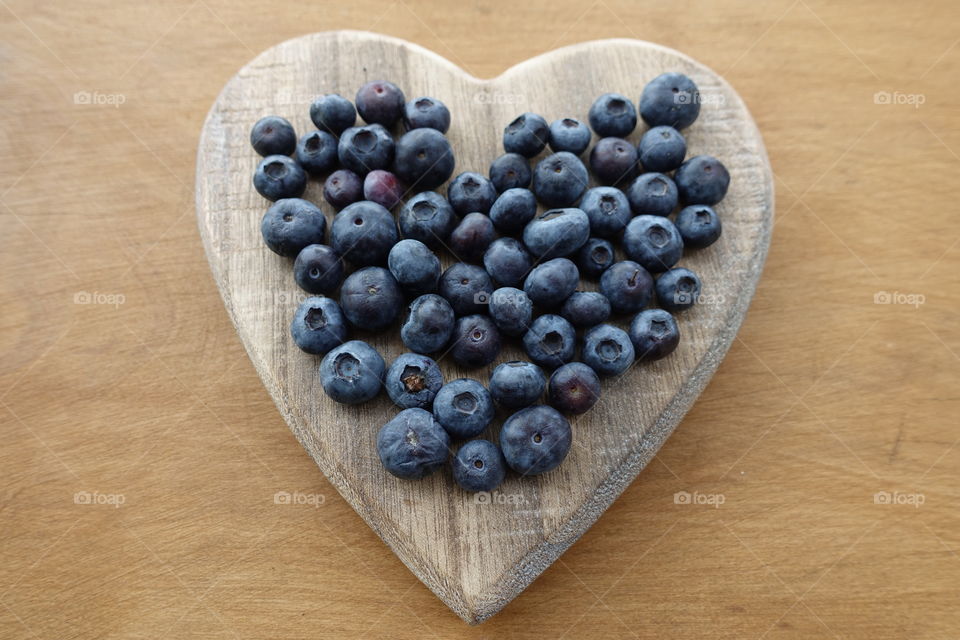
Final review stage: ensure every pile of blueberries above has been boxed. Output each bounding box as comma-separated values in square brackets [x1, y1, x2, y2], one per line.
[250, 74, 729, 494]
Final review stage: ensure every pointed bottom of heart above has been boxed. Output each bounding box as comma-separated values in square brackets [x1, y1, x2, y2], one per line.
[196, 30, 773, 624]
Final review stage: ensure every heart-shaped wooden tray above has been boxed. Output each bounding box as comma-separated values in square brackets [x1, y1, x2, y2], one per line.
[195, 30, 773, 624]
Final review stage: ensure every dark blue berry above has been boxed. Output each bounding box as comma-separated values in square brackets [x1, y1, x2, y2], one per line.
[629, 308, 680, 361]
[433, 378, 494, 439]
[293, 244, 343, 294]
[250, 116, 296, 157]
[523, 258, 579, 308]
[503, 112, 549, 157]
[260, 198, 325, 257]
[295, 130, 338, 175]
[356, 80, 405, 127]
[450, 315, 501, 368]
[392, 128, 455, 190]
[385, 353, 444, 409]
[576, 237, 615, 278]
[290, 296, 347, 355]
[324, 169, 363, 209]
[588, 93, 637, 138]
[339, 266, 403, 331]
[388, 239, 440, 296]
[338, 124, 395, 175]
[398, 191, 455, 247]
[560, 291, 611, 328]
[656, 267, 701, 312]
[253, 155, 307, 201]
[675, 204, 722, 249]
[674, 155, 730, 205]
[500, 405, 571, 475]
[580, 186, 632, 238]
[600, 260, 654, 315]
[309, 94, 356, 136]
[523, 314, 576, 369]
[320, 340, 385, 404]
[548, 362, 601, 415]
[449, 213, 496, 263]
[483, 237, 532, 287]
[640, 72, 701, 130]
[625, 172, 678, 216]
[363, 170, 404, 210]
[522, 208, 590, 259]
[548, 118, 591, 155]
[403, 96, 451, 133]
[489, 361, 546, 409]
[638, 126, 686, 173]
[488, 287, 533, 337]
[582, 324, 635, 377]
[489, 153, 532, 192]
[438, 263, 494, 316]
[330, 200, 397, 266]
[377, 408, 449, 479]
[623, 215, 683, 273]
[448, 172, 497, 216]
[489, 188, 537, 234]
[532, 152, 589, 207]
[589, 137, 638, 185]
[400, 294, 455, 354]
[452, 440, 506, 492]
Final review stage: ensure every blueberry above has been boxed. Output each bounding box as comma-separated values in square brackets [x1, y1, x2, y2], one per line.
[629, 308, 680, 361]
[253, 155, 307, 201]
[548, 362, 601, 415]
[403, 96, 451, 133]
[290, 296, 347, 355]
[656, 267, 702, 312]
[447, 172, 497, 216]
[580, 186, 632, 238]
[522, 208, 590, 259]
[377, 408, 449, 479]
[449, 213, 496, 263]
[338, 124, 395, 175]
[488, 287, 533, 337]
[489, 188, 537, 234]
[489, 361, 546, 409]
[576, 237, 615, 278]
[639, 72, 701, 130]
[355, 80, 406, 127]
[503, 112, 549, 157]
[548, 118, 591, 155]
[320, 340, 385, 404]
[310, 94, 356, 136]
[295, 130, 338, 175]
[385, 353, 444, 409]
[638, 126, 686, 173]
[589, 137, 638, 185]
[623, 215, 683, 273]
[260, 198, 326, 257]
[483, 237, 532, 287]
[398, 190, 456, 247]
[674, 155, 730, 205]
[450, 315, 501, 368]
[324, 169, 363, 209]
[363, 170, 404, 210]
[330, 200, 398, 266]
[452, 439, 506, 492]
[560, 291, 611, 328]
[250, 115, 296, 157]
[625, 172, 679, 217]
[293, 244, 344, 295]
[588, 93, 637, 138]
[523, 314, 576, 369]
[600, 260, 654, 315]
[582, 324, 635, 377]
[532, 152, 589, 207]
[438, 263, 494, 316]
[339, 266, 403, 331]
[675, 204, 722, 249]
[489, 153, 532, 192]
[433, 378, 495, 439]
[523, 258, 579, 308]
[388, 239, 441, 296]
[392, 128, 455, 190]
[500, 405, 571, 475]
[400, 294, 455, 354]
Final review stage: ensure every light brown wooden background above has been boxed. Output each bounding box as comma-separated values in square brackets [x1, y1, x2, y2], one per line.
[1, 1, 957, 638]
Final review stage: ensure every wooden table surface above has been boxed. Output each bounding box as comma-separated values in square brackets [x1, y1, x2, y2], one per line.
[1, 1, 957, 638]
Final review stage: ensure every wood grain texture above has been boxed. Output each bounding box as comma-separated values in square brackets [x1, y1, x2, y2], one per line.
[196, 31, 773, 623]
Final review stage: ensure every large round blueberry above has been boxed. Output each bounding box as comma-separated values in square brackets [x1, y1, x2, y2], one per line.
[253, 155, 307, 201]
[290, 296, 347, 355]
[356, 80, 405, 127]
[655, 267, 702, 312]
[523, 208, 590, 260]
[385, 353, 444, 409]
[638, 126, 687, 173]
[483, 237, 532, 287]
[623, 215, 683, 273]
[589, 137, 638, 185]
[523, 314, 576, 369]
[503, 112, 549, 157]
[363, 170, 404, 210]
[588, 93, 637, 138]
[438, 263, 494, 316]
[548, 362, 601, 415]
[293, 244, 343, 295]
[629, 308, 680, 361]
[675, 204, 722, 249]
[489, 153, 532, 192]
[250, 115, 296, 157]
[674, 155, 730, 205]
[449, 213, 496, 263]
[260, 198, 326, 257]
[433, 378, 495, 439]
[450, 315, 501, 368]
[330, 200, 398, 266]
[500, 405, 572, 475]
[400, 294, 455, 354]
[324, 169, 363, 209]
[339, 266, 403, 331]
[560, 291, 611, 328]
[398, 190, 456, 247]
[403, 96, 451, 133]
[600, 260, 654, 315]
[338, 124, 395, 175]
[388, 239, 441, 296]
[295, 130, 338, 175]
[580, 186, 632, 238]
[393, 128, 455, 190]
[489, 188, 537, 234]
[320, 340, 385, 404]
[377, 408, 449, 479]
[532, 152, 589, 207]
[576, 237, 615, 278]
[582, 324, 635, 377]
[448, 172, 497, 216]
[488, 287, 533, 337]
[548, 118, 592, 155]
[639, 72, 701, 130]
[452, 439, 507, 492]
[523, 258, 579, 308]
[489, 361, 546, 409]
[310, 94, 356, 136]
[625, 173, 679, 217]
